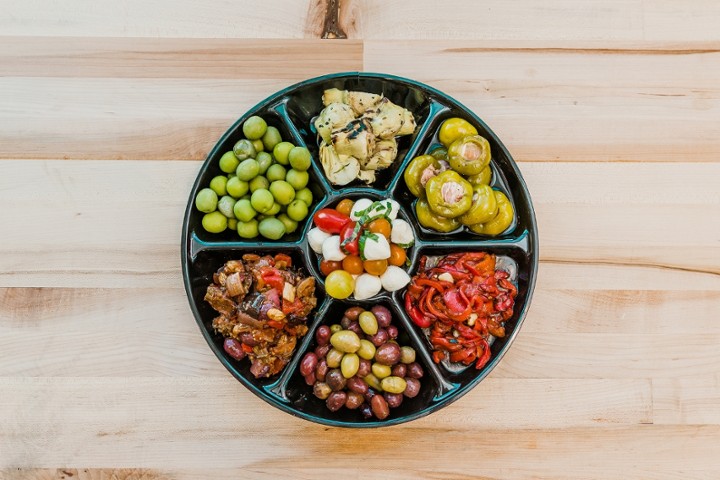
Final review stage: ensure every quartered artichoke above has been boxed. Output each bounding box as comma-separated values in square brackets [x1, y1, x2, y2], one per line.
[315, 89, 416, 185]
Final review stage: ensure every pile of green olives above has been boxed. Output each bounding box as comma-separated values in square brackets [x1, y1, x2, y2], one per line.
[195, 115, 315, 240]
[403, 117, 515, 236]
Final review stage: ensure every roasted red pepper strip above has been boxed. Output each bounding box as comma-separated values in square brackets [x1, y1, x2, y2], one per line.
[475, 339, 491, 369]
[259, 267, 285, 292]
[406, 293, 432, 328]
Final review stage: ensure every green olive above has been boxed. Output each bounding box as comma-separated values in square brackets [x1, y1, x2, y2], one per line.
[357, 339, 376, 360]
[209, 175, 228, 196]
[380, 376, 407, 394]
[447, 135, 491, 176]
[295, 188, 313, 206]
[426, 170, 472, 218]
[330, 330, 361, 353]
[226, 177, 249, 198]
[326, 348, 343, 368]
[233, 199, 256, 222]
[404, 154, 440, 198]
[467, 165, 492, 186]
[201, 211, 227, 233]
[256, 151, 273, 174]
[363, 373, 383, 391]
[227, 218, 237, 231]
[266, 164, 286, 182]
[287, 199, 309, 221]
[236, 159, 260, 181]
[285, 169, 309, 190]
[459, 184, 498, 226]
[236, 219, 258, 239]
[258, 217, 286, 240]
[250, 189, 274, 214]
[273, 141, 294, 165]
[242, 115, 267, 140]
[277, 213, 298, 234]
[358, 311, 378, 336]
[217, 195, 237, 218]
[233, 139, 256, 161]
[269, 180, 295, 206]
[251, 139, 264, 153]
[468, 190, 515, 236]
[341, 353, 360, 379]
[416, 198, 460, 232]
[265, 202, 282, 216]
[249, 175, 270, 193]
[218, 151, 240, 173]
[262, 126, 282, 151]
[195, 188, 218, 213]
[372, 362, 391, 379]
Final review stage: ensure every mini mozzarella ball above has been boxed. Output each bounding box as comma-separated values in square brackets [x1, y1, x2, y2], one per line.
[391, 218, 415, 247]
[386, 199, 401, 220]
[322, 235, 347, 262]
[308, 227, 331, 254]
[354, 274, 382, 300]
[380, 266, 411, 292]
[362, 234, 391, 261]
[350, 198, 374, 221]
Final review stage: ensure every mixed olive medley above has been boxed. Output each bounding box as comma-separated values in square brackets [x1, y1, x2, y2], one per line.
[301, 306, 423, 420]
[404, 117, 515, 235]
[195, 85, 524, 423]
[195, 116, 315, 239]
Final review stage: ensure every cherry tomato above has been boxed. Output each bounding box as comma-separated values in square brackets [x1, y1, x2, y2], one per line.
[313, 208, 351, 234]
[367, 218, 392, 239]
[363, 259, 388, 276]
[325, 270, 354, 299]
[335, 198, 355, 217]
[320, 259, 342, 276]
[342, 255, 364, 275]
[339, 221, 360, 255]
[389, 244, 407, 267]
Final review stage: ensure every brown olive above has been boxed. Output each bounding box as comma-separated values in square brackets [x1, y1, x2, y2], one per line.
[344, 306, 364, 321]
[360, 403, 373, 419]
[375, 343, 401, 365]
[315, 358, 328, 382]
[313, 382, 332, 400]
[299, 352, 318, 376]
[403, 378, 421, 398]
[406, 362, 424, 379]
[371, 305, 392, 328]
[345, 392, 364, 410]
[384, 392, 403, 408]
[325, 369, 347, 391]
[386, 325, 398, 339]
[315, 344, 330, 359]
[346, 376, 369, 395]
[340, 315, 352, 329]
[347, 321, 363, 336]
[369, 329, 389, 347]
[326, 391, 347, 412]
[315, 325, 331, 346]
[357, 358, 372, 377]
[391, 364, 407, 378]
[371, 394, 390, 420]
[304, 372, 316, 386]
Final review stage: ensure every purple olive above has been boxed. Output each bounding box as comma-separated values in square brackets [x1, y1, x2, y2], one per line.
[344, 306, 364, 321]
[375, 343, 401, 365]
[345, 392, 364, 410]
[384, 392, 403, 408]
[315, 358, 328, 382]
[371, 305, 392, 328]
[326, 391, 347, 412]
[223, 338, 246, 360]
[391, 364, 407, 378]
[403, 378, 421, 398]
[315, 325, 331, 346]
[406, 362, 424, 379]
[369, 329, 389, 347]
[299, 352, 318, 376]
[386, 325, 398, 339]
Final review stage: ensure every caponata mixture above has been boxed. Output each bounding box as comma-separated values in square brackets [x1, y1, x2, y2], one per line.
[300, 305, 424, 420]
[314, 89, 416, 185]
[404, 117, 515, 236]
[195, 115, 315, 240]
[205, 254, 317, 378]
[404, 252, 517, 369]
[307, 198, 413, 299]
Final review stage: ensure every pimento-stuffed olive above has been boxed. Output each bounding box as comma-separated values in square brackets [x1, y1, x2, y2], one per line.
[403, 154, 441, 198]
[447, 135, 491, 176]
[438, 118, 478, 147]
[468, 190, 514, 235]
[426, 171, 472, 218]
[459, 184, 498, 226]
[415, 199, 460, 232]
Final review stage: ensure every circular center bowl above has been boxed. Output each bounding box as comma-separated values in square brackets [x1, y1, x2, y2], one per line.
[182, 72, 539, 427]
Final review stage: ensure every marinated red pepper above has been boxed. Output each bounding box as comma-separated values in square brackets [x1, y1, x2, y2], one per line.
[404, 252, 517, 370]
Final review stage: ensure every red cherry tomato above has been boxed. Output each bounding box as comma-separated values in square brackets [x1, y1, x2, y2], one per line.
[339, 221, 360, 255]
[313, 208, 351, 234]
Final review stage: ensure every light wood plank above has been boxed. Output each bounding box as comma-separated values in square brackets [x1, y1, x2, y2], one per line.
[653, 375, 720, 425]
[0, 37, 363, 79]
[358, 0, 720, 44]
[364, 41, 720, 162]
[0, 0, 312, 38]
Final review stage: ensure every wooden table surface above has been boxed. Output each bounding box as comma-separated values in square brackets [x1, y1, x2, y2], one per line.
[2, 1, 719, 479]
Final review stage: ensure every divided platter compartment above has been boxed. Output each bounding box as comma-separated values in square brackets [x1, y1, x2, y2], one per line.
[182, 72, 539, 427]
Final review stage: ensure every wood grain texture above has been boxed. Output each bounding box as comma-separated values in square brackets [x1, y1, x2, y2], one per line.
[1, 1, 719, 478]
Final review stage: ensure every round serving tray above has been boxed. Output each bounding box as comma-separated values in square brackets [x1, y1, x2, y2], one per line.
[181, 72, 538, 427]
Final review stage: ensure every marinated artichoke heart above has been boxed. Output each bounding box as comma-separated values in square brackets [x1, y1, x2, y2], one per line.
[314, 102, 355, 144]
[320, 142, 360, 186]
[322, 88, 382, 115]
[331, 119, 375, 160]
[316, 88, 416, 185]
